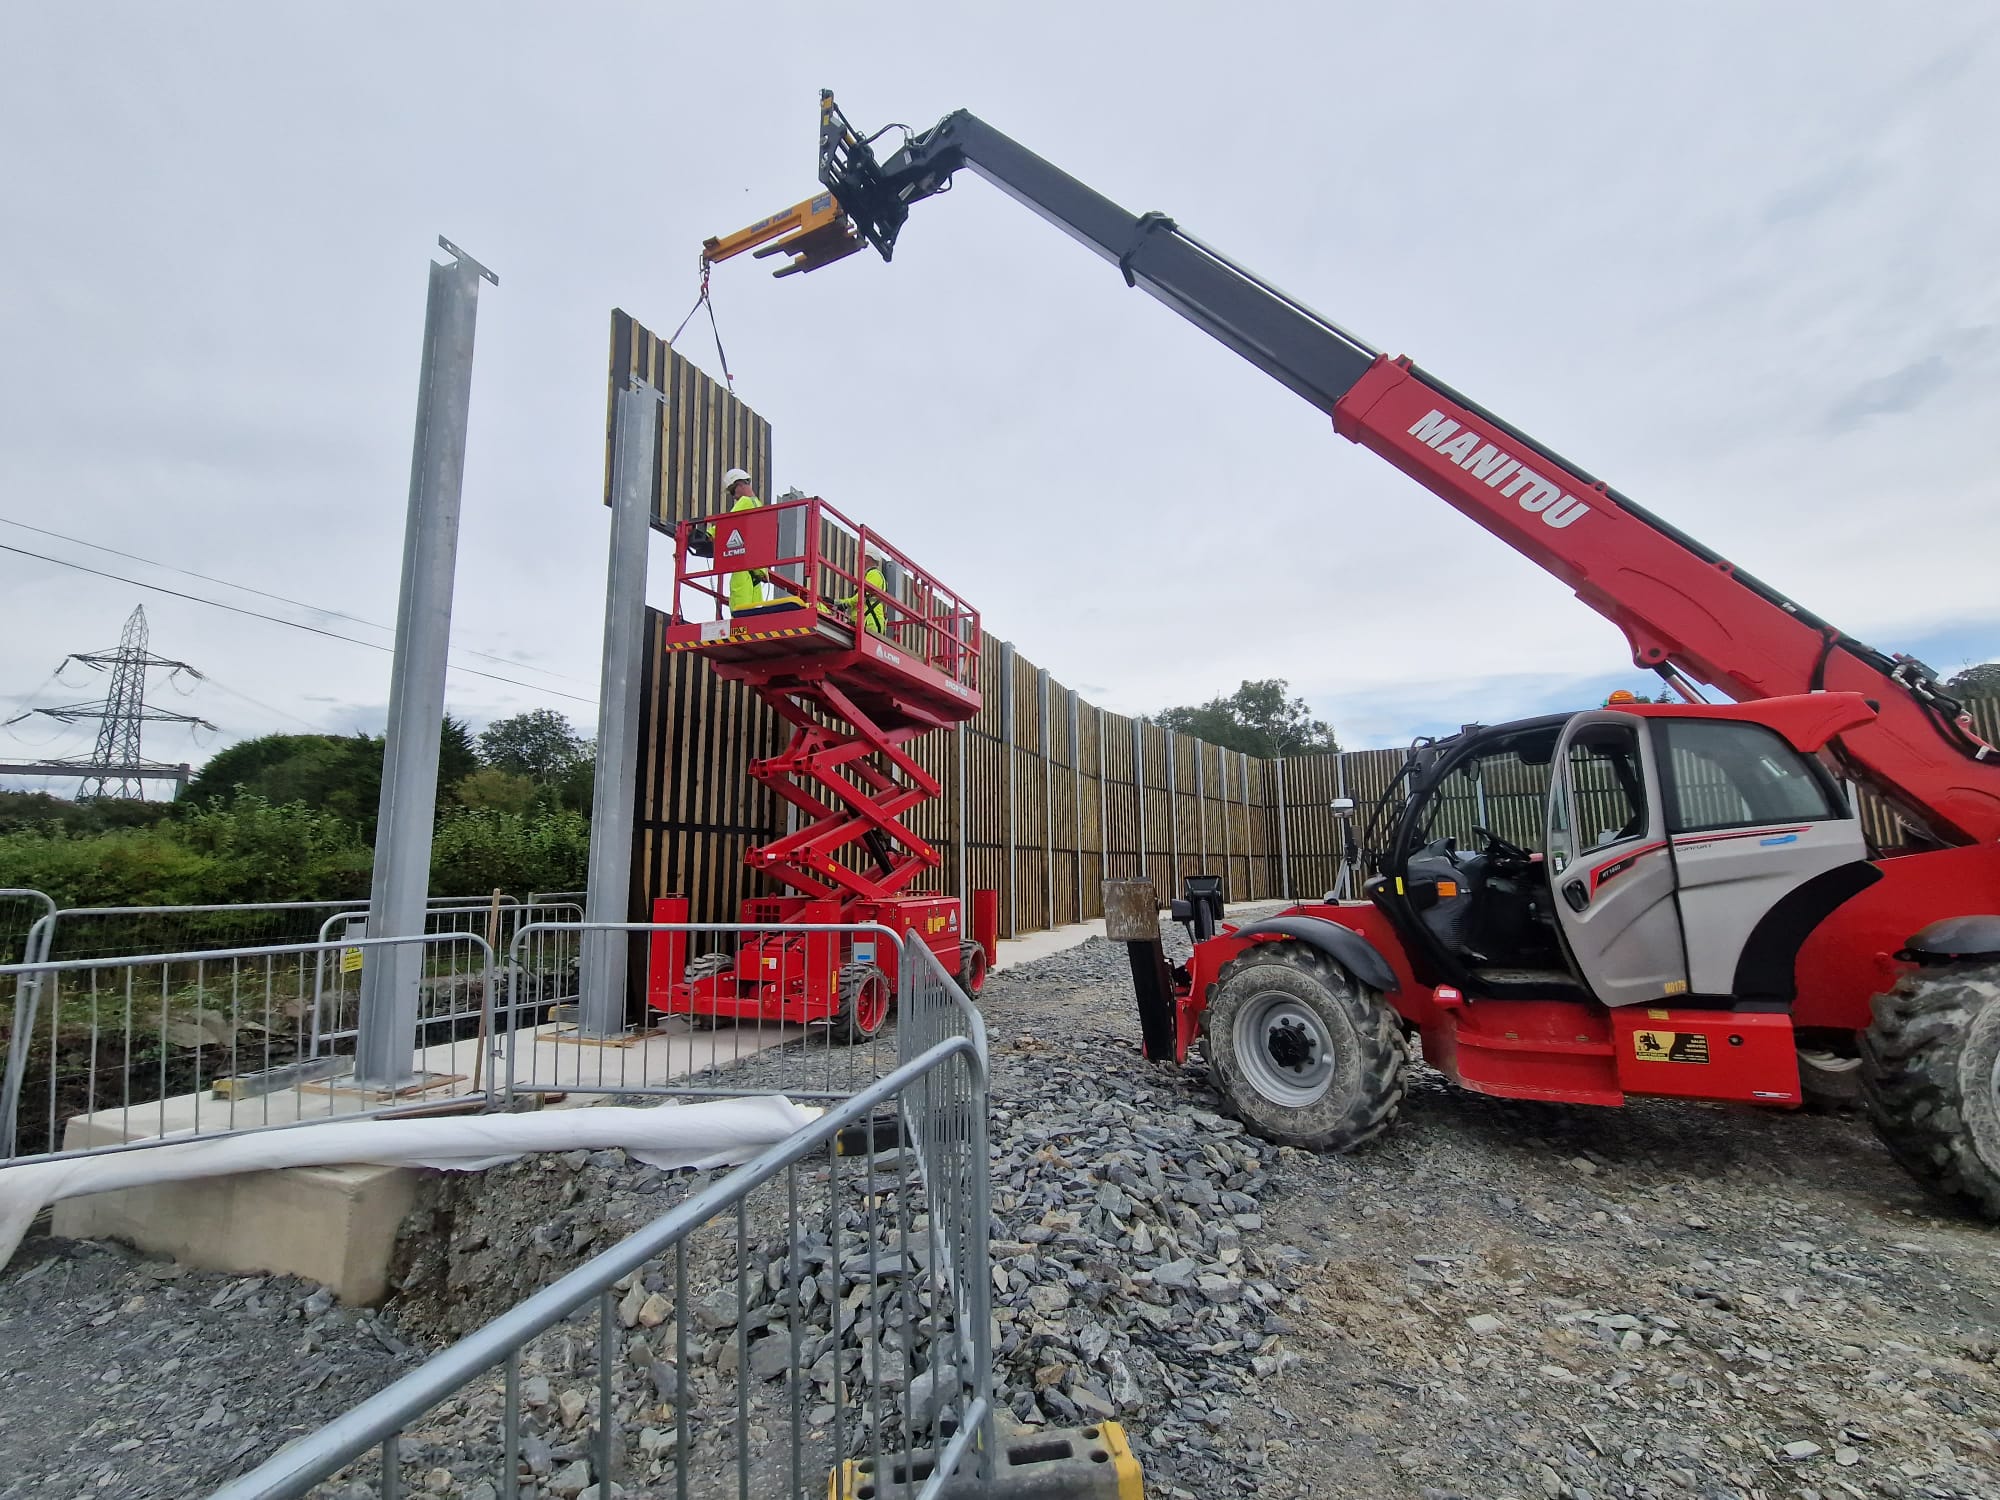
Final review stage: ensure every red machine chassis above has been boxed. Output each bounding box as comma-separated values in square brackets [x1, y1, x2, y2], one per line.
[1174, 694, 2000, 1110]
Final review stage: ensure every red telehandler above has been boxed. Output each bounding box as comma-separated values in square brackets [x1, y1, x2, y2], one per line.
[704, 92, 2000, 1217]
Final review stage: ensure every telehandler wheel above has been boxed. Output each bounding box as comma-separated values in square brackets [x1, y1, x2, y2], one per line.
[830, 961, 892, 1045]
[1202, 941, 1406, 1152]
[1859, 964, 2000, 1220]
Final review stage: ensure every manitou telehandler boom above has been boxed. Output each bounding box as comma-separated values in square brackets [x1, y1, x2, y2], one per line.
[704, 92, 2000, 1217]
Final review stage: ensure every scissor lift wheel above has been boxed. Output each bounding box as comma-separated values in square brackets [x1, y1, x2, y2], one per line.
[832, 962, 892, 1044]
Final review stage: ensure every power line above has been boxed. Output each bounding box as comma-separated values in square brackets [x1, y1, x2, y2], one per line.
[0, 541, 598, 707]
[198, 673, 325, 731]
[0, 513, 597, 688]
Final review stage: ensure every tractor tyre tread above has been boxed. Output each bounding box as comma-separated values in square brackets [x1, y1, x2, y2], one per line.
[1202, 941, 1406, 1154]
[1859, 964, 2000, 1220]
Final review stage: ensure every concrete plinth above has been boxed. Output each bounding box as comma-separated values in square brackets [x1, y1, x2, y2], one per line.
[53, 1159, 415, 1305]
[47, 1017, 800, 1304]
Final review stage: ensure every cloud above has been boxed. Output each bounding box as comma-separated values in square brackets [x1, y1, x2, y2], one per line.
[0, 5, 1994, 780]
[1826, 353, 1954, 429]
[1762, 158, 1876, 227]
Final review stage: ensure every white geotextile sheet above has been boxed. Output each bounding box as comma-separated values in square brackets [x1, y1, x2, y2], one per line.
[0, 1097, 819, 1272]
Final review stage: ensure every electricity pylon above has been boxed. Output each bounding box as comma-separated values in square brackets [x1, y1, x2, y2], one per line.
[6, 605, 215, 799]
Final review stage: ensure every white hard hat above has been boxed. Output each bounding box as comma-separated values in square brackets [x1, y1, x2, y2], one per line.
[722, 467, 752, 491]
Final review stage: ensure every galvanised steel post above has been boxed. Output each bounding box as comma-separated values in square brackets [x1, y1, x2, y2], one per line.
[356, 239, 495, 1090]
[1275, 755, 1292, 901]
[1038, 667, 1053, 929]
[1069, 688, 1083, 921]
[1220, 749, 1233, 895]
[579, 381, 661, 1036]
[1131, 716, 1146, 885]
[999, 643, 1015, 938]
[1195, 738, 1208, 873]
[1096, 706, 1108, 891]
[1232, 756, 1248, 900]
[955, 720, 969, 912]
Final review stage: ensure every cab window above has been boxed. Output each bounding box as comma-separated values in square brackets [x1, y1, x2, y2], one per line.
[1658, 720, 1844, 832]
[1567, 725, 1647, 854]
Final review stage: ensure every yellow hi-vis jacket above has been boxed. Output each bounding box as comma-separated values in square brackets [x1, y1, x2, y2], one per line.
[845, 565, 887, 634]
[708, 494, 765, 612]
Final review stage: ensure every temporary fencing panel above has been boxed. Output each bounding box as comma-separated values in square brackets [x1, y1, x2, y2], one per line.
[205, 933, 994, 1500]
[1, 933, 495, 1164]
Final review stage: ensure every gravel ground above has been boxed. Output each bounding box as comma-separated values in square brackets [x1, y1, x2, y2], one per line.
[0, 1238, 418, 1499]
[4, 914, 1999, 1500]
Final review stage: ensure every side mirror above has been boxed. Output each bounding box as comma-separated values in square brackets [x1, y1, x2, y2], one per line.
[1330, 797, 1356, 817]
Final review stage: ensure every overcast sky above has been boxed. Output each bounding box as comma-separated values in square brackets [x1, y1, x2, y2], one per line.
[1, 3, 1994, 792]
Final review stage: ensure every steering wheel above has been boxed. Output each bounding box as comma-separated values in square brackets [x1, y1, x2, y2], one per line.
[1472, 826, 1533, 868]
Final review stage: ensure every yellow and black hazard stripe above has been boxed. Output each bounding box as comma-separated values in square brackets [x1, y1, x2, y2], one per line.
[827, 1422, 1144, 1497]
[664, 624, 819, 652]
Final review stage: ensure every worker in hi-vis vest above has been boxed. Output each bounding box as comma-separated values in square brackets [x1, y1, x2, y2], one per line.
[846, 552, 888, 634]
[711, 468, 766, 613]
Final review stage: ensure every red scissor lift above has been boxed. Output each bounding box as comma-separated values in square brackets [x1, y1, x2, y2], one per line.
[647, 494, 998, 1041]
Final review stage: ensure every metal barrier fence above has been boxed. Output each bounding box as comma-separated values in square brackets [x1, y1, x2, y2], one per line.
[502, 922, 909, 1104]
[0, 932, 495, 1163]
[18, 895, 521, 967]
[0, 888, 56, 967]
[208, 933, 994, 1500]
[309, 902, 583, 1057]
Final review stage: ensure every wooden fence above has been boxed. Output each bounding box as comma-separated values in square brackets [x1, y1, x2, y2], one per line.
[613, 311, 1999, 938]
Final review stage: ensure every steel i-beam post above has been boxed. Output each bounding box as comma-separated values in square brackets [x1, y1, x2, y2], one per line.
[579, 381, 663, 1036]
[357, 239, 496, 1091]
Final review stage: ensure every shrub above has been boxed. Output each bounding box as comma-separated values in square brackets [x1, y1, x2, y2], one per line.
[429, 807, 590, 898]
[457, 768, 537, 815]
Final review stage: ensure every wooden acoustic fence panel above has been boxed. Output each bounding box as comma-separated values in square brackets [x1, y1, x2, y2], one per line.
[607, 310, 772, 526]
[1101, 708, 1139, 885]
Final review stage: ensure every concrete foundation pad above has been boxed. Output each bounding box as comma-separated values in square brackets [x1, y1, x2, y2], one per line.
[47, 1017, 803, 1304]
[53, 1159, 415, 1304]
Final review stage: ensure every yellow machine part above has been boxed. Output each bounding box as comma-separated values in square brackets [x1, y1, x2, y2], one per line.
[827, 1420, 1143, 1499]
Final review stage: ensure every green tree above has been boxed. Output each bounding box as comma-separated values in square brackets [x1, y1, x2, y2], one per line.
[457, 767, 537, 814]
[0, 789, 175, 836]
[478, 709, 587, 783]
[184, 715, 476, 831]
[440, 714, 478, 793]
[548, 745, 595, 814]
[1156, 678, 1337, 758]
[0, 792, 372, 910]
[1946, 662, 2000, 700]
[185, 733, 382, 826]
[429, 807, 590, 896]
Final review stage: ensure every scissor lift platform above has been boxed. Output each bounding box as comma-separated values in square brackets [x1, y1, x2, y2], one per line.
[660, 599, 979, 733]
[649, 494, 996, 1037]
